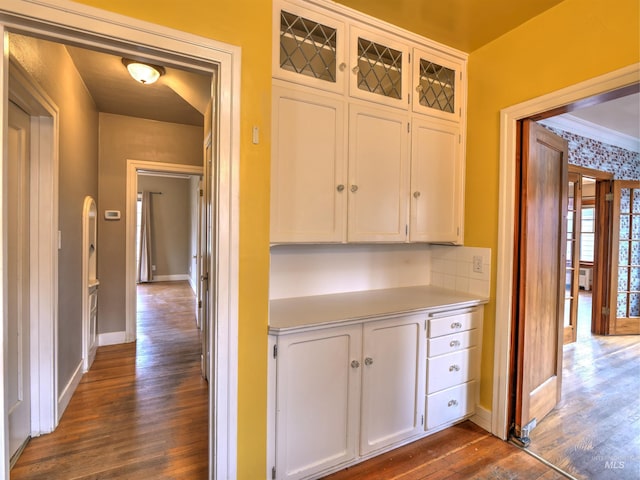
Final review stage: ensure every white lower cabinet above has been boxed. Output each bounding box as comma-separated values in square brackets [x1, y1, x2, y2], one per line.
[271, 306, 483, 480]
[274, 325, 361, 480]
[273, 314, 425, 480]
[360, 316, 426, 455]
[425, 308, 482, 431]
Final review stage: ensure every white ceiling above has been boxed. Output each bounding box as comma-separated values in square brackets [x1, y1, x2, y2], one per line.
[66, 46, 211, 127]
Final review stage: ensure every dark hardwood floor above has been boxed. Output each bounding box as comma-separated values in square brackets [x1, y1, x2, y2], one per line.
[11, 281, 208, 479]
[322, 421, 565, 480]
[527, 291, 640, 480]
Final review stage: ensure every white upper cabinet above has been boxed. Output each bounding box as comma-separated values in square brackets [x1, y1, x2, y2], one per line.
[411, 48, 464, 122]
[348, 26, 410, 110]
[274, 1, 347, 94]
[410, 117, 463, 244]
[270, 0, 468, 244]
[348, 104, 409, 242]
[271, 83, 347, 243]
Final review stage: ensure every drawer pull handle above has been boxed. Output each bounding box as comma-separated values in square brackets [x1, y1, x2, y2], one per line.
[450, 322, 463, 329]
[351, 360, 360, 369]
[450, 340, 461, 347]
[449, 364, 460, 372]
[364, 357, 374, 366]
[448, 399, 458, 407]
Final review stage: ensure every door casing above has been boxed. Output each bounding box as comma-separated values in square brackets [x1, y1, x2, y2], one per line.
[493, 64, 639, 439]
[0, 1, 241, 478]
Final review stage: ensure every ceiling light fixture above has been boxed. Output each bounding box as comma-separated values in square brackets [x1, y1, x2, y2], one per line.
[122, 58, 165, 85]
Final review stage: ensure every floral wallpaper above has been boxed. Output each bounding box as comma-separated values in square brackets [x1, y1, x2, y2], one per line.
[546, 126, 640, 320]
[546, 126, 640, 180]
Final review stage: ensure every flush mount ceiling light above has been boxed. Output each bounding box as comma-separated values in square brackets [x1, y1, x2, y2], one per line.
[122, 58, 165, 85]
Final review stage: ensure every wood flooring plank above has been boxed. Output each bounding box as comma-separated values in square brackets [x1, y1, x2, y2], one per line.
[11, 281, 208, 479]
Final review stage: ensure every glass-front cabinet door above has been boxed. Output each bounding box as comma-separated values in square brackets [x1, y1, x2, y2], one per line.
[349, 26, 409, 109]
[274, 2, 346, 93]
[412, 48, 462, 122]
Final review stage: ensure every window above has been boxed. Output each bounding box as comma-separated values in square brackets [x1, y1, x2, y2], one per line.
[581, 206, 595, 262]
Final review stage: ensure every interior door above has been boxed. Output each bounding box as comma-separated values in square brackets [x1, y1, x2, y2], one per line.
[563, 173, 581, 344]
[608, 180, 640, 334]
[512, 120, 568, 444]
[7, 100, 31, 460]
[200, 138, 212, 380]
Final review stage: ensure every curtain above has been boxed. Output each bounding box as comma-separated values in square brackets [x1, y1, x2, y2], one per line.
[137, 191, 153, 283]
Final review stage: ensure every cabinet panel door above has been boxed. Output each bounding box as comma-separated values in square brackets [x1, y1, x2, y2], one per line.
[348, 104, 409, 242]
[271, 84, 347, 243]
[273, 1, 346, 94]
[411, 48, 464, 122]
[360, 315, 426, 456]
[410, 117, 463, 243]
[276, 325, 361, 480]
[349, 26, 409, 110]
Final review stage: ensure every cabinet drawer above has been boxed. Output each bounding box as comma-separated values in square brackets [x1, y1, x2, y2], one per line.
[428, 310, 479, 338]
[427, 347, 476, 393]
[428, 329, 478, 357]
[426, 381, 475, 430]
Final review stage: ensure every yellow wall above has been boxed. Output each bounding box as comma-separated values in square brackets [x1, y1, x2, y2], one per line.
[466, 0, 640, 407]
[52, 0, 640, 477]
[72, 1, 272, 478]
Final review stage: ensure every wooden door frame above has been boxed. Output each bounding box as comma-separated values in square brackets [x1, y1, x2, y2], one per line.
[492, 64, 639, 440]
[0, 1, 241, 478]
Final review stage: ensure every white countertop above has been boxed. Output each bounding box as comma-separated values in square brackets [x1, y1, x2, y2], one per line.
[269, 285, 488, 334]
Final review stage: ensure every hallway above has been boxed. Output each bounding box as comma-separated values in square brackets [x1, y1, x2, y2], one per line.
[11, 281, 208, 479]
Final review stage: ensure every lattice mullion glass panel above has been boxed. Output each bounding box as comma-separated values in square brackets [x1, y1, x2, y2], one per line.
[356, 37, 402, 99]
[280, 10, 337, 83]
[418, 59, 455, 114]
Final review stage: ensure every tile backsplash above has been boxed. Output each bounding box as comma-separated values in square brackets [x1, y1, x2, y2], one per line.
[430, 245, 491, 298]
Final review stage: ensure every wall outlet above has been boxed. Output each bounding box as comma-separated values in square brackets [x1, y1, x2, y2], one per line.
[152, 265, 156, 272]
[472, 256, 483, 273]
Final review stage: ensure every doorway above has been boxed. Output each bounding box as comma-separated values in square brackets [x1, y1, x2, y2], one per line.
[495, 68, 639, 477]
[0, 2, 240, 478]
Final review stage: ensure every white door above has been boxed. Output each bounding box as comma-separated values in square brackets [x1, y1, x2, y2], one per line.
[200, 141, 212, 380]
[275, 325, 361, 480]
[409, 117, 462, 243]
[360, 315, 425, 455]
[348, 104, 409, 242]
[7, 100, 31, 460]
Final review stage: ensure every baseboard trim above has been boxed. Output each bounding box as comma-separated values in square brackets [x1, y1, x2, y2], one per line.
[151, 274, 190, 282]
[471, 405, 492, 433]
[98, 331, 127, 346]
[57, 361, 83, 421]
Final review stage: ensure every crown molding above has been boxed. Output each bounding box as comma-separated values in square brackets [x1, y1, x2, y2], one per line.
[540, 114, 639, 153]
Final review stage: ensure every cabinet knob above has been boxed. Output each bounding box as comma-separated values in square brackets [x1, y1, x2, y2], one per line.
[450, 322, 462, 329]
[413, 191, 421, 199]
[337, 184, 345, 192]
[351, 185, 358, 193]
[416, 84, 423, 93]
[351, 360, 360, 369]
[364, 357, 373, 366]
[352, 65, 359, 74]
[339, 62, 347, 71]
[449, 364, 460, 372]
[449, 340, 461, 348]
[447, 399, 459, 407]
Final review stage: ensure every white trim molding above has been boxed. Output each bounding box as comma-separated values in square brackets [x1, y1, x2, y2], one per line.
[0, 2, 241, 478]
[7, 57, 61, 439]
[98, 331, 127, 347]
[57, 361, 83, 422]
[126, 159, 204, 345]
[493, 63, 639, 440]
